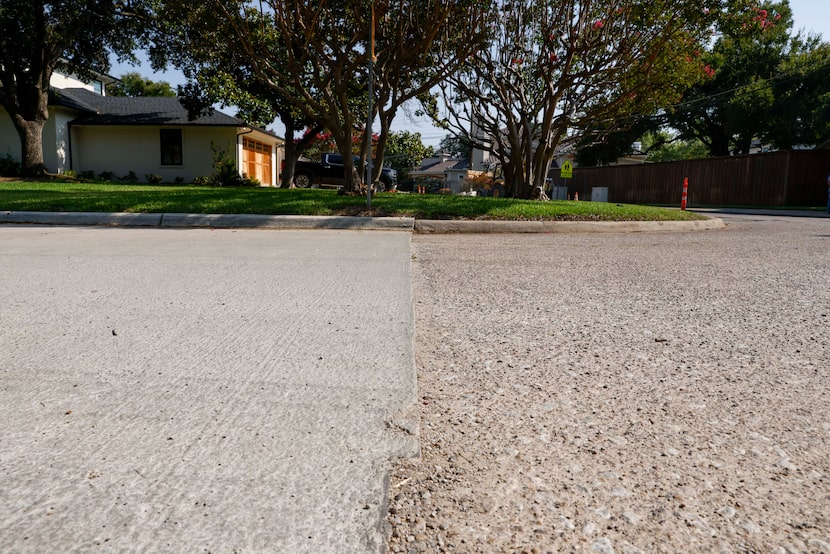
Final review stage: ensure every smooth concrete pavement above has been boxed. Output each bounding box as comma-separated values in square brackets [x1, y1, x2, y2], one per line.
[0, 226, 418, 553]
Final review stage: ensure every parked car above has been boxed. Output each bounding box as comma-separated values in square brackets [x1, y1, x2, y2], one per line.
[292, 153, 397, 191]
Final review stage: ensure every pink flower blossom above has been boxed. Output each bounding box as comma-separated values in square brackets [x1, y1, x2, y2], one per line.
[592, 19, 604, 30]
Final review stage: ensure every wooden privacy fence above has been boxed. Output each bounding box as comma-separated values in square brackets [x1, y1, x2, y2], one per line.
[568, 150, 830, 207]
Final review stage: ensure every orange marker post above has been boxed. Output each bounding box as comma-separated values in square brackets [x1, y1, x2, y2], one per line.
[681, 177, 688, 211]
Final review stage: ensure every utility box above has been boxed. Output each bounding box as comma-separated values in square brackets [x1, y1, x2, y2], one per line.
[591, 187, 609, 202]
[550, 186, 568, 200]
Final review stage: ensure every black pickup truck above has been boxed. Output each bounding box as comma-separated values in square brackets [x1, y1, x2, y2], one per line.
[292, 153, 398, 191]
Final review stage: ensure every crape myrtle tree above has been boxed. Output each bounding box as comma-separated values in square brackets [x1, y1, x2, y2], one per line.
[152, 0, 489, 193]
[152, 1, 371, 191]
[365, 0, 489, 186]
[438, 0, 736, 199]
[0, 0, 147, 177]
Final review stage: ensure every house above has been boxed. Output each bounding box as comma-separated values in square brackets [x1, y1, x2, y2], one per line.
[0, 69, 283, 185]
[409, 150, 470, 193]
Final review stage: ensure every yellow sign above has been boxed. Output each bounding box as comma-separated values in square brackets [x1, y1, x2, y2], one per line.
[560, 160, 573, 179]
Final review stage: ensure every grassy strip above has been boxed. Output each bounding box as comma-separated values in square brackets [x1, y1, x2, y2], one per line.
[0, 181, 705, 221]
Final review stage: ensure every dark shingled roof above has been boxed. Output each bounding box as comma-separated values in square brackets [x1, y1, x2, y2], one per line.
[52, 88, 247, 127]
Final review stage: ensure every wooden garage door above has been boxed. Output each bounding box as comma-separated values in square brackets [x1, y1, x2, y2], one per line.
[242, 138, 272, 186]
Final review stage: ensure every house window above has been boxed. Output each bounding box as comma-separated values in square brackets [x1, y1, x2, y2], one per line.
[160, 129, 183, 166]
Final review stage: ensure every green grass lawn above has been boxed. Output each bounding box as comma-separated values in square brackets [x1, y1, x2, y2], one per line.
[0, 180, 706, 221]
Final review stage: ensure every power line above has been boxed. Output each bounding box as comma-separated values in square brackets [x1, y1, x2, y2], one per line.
[670, 54, 830, 112]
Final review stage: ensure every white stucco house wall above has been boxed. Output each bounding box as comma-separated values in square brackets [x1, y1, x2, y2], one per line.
[1, 70, 283, 185]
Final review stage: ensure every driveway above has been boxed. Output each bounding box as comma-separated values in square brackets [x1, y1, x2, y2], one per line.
[0, 227, 417, 553]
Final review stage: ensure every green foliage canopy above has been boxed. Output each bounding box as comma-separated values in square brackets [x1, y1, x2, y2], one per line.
[441, 0, 735, 199]
[0, 0, 148, 176]
[668, 0, 830, 155]
[106, 71, 176, 97]
[384, 131, 433, 179]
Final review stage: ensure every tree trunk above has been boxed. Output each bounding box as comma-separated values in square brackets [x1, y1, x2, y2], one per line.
[2, 73, 51, 178]
[280, 144, 298, 189]
[372, 117, 390, 188]
[15, 118, 47, 178]
[279, 116, 299, 188]
[336, 128, 362, 195]
[279, 119, 323, 188]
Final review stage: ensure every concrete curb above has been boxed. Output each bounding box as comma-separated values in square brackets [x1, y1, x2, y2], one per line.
[159, 213, 416, 230]
[0, 211, 415, 231]
[0, 210, 724, 233]
[414, 217, 726, 234]
[0, 211, 164, 227]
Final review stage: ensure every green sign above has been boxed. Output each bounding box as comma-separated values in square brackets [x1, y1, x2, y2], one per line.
[560, 160, 573, 179]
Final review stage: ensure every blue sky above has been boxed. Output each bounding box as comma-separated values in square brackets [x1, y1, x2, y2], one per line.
[789, 0, 830, 37]
[110, 0, 830, 147]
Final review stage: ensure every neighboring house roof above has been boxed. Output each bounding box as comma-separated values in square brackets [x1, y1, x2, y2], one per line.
[411, 158, 469, 177]
[50, 88, 280, 140]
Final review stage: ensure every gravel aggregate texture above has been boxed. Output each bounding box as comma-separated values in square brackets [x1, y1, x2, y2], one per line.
[387, 214, 829, 553]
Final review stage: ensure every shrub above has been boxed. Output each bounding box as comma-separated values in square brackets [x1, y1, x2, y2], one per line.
[209, 142, 260, 187]
[120, 171, 138, 183]
[209, 143, 243, 186]
[79, 170, 96, 180]
[173, 176, 184, 184]
[241, 174, 260, 187]
[0, 154, 21, 177]
[192, 176, 210, 185]
[145, 173, 163, 184]
[98, 171, 115, 182]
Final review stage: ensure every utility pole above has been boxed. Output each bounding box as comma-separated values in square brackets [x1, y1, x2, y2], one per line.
[365, 1, 376, 208]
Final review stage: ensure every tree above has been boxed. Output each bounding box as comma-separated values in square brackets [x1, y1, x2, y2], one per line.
[438, 0, 735, 199]
[364, 1, 490, 186]
[384, 131, 433, 180]
[299, 129, 370, 162]
[106, 72, 176, 97]
[762, 35, 830, 149]
[0, 1, 146, 177]
[575, 117, 661, 166]
[438, 134, 472, 160]
[153, 0, 489, 194]
[668, 1, 830, 155]
[151, 3, 319, 188]
[153, 1, 374, 192]
[645, 132, 709, 162]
